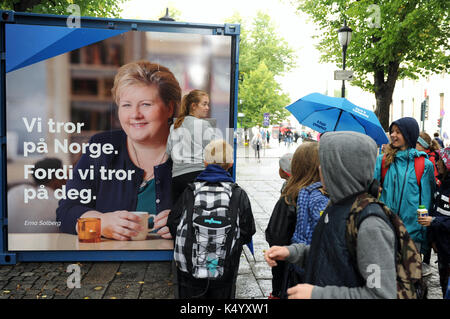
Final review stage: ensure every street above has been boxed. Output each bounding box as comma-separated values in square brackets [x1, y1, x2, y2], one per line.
[0, 139, 444, 299]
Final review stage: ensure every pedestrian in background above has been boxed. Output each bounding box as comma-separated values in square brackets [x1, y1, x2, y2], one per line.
[434, 132, 445, 148]
[251, 133, 263, 162]
[417, 131, 441, 186]
[418, 147, 450, 298]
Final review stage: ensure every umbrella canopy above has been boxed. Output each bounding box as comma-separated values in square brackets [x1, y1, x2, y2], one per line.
[286, 92, 388, 145]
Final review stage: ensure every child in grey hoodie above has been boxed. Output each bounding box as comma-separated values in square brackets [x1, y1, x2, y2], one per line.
[264, 131, 397, 299]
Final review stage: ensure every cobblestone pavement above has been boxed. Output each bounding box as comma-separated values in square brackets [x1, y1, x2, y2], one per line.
[0, 140, 444, 299]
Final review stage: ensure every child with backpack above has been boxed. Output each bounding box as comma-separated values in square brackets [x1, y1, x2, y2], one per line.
[265, 132, 402, 298]
[416, 131, 441, 186]
[416, 131, 440, 275]
[418, 147, 450, 298]
[374, 117, 435, 256]
[167, 139, 256, 299]
[265, 142, 328, 299]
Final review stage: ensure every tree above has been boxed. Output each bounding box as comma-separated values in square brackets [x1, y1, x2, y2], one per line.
[289, 0, 450, 130]
[2, 0, 127, 18]
[227, 11, 296, 127]
[239, 61, 291, 128]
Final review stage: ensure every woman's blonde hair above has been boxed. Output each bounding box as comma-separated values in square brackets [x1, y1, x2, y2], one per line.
[174, 89, 209, 129]
[111, 60, 181, 123]
[204, 139, 234, 170]
[281, 141, 323, 206]
[419, 132, 440, 152]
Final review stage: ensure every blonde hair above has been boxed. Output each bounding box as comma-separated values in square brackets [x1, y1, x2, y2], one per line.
[174, 89, 209, 129]
[419, 132, 440, 152]
[204, 139, 234, 170]
[383, 143, 397, 168]
[111, 60, 181, 122]
[282, 141, 323, 206]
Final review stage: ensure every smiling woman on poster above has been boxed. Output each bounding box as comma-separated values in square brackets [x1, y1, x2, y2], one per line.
[56, 60, 181, 241]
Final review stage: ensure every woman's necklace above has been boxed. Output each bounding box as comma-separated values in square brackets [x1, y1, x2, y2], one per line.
[132, 143, 166, 188]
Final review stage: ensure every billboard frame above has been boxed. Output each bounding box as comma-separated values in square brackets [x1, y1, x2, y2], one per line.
[0, 10, 240, 264]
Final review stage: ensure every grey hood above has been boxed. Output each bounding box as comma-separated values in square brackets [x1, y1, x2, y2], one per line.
[319, 131, 378, 204]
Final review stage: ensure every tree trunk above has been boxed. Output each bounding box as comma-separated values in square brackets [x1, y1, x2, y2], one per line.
[373, 61, 400, 131]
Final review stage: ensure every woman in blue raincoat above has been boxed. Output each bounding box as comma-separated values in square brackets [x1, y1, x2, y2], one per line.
[374, 117, 436, 253]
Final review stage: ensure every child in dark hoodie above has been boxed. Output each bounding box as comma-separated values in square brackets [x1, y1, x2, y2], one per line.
[374, 117, 435, 256]
[168, 139, 256, 299]
[264, 131, 397, 299]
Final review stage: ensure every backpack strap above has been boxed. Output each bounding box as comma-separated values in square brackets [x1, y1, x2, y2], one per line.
[220, 183, 240, 273]
[184, 183, 197, 275]
[346, 193, 425, 299]
[381, 154, 388, 186]
[414, 156, 425, 205]
[346, 194, 393, 264]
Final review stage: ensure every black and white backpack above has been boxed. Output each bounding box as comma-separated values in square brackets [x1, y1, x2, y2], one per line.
[174, 181, 240, 279]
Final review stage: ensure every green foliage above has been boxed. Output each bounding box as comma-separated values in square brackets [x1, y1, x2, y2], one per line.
[227, 11, 296, 127]
[289, 0, 450, 129]
[1, 0, 127, 18]
[239, 61, 291, 127]
[294, 0, 449, 88]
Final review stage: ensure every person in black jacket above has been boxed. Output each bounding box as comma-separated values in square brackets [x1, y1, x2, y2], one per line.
[419, 147, 450, 297]
[265, 141, 324, 298]
[167, 139, 255, 299]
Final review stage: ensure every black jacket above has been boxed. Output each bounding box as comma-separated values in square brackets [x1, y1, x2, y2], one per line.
[265, 197, 297, 246]
[265, 196, 298, 298]
[430, 175, 450, 263]
[303, 195, 388, 287]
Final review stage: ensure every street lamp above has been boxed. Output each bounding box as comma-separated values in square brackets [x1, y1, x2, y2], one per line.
[338, 20, 352, 98]
[159, 8, 175, 21]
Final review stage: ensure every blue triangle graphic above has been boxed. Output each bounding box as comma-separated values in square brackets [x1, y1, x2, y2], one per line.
[6, 24, 127, 73]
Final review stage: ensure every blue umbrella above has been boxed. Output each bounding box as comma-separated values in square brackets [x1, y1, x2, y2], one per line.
[286, 92, 389, 145]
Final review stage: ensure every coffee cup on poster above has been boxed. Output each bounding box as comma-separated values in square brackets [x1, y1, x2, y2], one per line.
[129, 211, 157, 241]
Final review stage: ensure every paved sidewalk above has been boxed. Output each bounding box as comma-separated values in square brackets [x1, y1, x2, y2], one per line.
[0, 140, 444, 299]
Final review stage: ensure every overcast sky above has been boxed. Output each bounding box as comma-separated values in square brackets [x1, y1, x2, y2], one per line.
[120, 0, 337, 103]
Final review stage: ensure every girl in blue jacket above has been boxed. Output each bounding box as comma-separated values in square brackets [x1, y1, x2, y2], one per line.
[374, 117, 436, 253]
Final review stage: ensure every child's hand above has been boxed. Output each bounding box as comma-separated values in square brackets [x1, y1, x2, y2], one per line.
[287, 284, 314, 299]
[264, 246, 290, 267]
[417, 216, 433, 227]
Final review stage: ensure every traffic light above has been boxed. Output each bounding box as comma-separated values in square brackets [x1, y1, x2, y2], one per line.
[421, 101, 425, 121]
[438, 119, 442, 127]
[421, 99, 429, 120]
